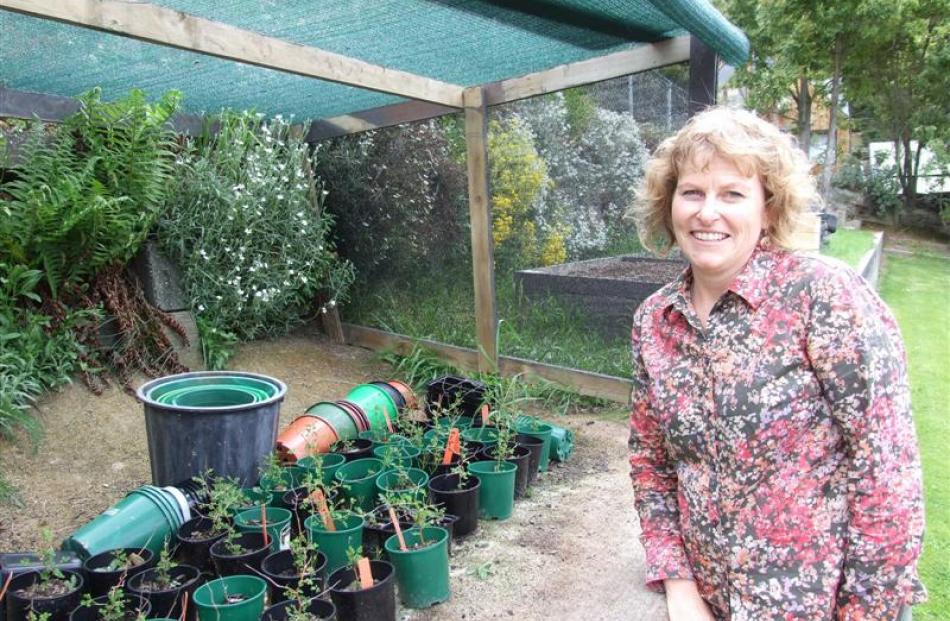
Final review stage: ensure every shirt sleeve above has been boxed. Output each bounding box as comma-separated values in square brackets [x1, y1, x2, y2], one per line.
[804, 267, 926, 619]
[628, 313, 694, 591]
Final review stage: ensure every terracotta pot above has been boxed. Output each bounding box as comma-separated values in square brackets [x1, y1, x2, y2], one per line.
[276, 415, 340, 461]
[386, 380, 417, 410]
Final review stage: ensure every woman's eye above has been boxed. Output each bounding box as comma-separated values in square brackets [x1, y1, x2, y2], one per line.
[724, 191, 745, 200]
[680, 189, 703, 198]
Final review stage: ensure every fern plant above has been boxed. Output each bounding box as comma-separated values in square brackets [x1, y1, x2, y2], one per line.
[0, 88, 181, 299]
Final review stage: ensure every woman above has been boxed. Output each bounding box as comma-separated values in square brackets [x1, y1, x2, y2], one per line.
[628, 107, 926, 620]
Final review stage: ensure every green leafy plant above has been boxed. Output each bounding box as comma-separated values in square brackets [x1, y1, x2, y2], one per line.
[79, 585, 147, 621]
[161, 111, 354, 369]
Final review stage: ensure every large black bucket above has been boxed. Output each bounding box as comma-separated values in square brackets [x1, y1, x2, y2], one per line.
[137, 371, 287, 486]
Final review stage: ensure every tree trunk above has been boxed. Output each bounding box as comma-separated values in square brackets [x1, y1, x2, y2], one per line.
[820, 39, 842, 200]
[797, 76, 812, 155]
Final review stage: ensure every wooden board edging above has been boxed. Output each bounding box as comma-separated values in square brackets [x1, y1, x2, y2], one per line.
[342, 323, 633, 404]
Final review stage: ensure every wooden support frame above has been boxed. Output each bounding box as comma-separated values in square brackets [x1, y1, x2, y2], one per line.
[344, 324, 633, 403]
[304, 36, 691, 142]
[482, 36, 690, 106]
[0, 0, 466, 107]
[463, 86, 498, 373]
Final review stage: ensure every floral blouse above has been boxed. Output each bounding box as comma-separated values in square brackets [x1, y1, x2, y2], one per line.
[628, 246, 926, 620]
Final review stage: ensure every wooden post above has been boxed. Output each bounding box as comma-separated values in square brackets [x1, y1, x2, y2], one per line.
[463, 86, 498, 373]
[688, 36, 718, 116]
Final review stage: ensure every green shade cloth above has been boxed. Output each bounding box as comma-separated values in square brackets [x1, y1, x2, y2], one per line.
[0, 1, 748, 122]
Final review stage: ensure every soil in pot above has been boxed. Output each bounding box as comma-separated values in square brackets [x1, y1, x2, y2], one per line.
[6, 570, 84, 621]
[427, 473, 480, 537]
[175, 517, 227, 575]
[209, 532, 270, 577]
[126, 564, 201, 621]
[82, 548, 156, 598]
[327, 560, 395, 621]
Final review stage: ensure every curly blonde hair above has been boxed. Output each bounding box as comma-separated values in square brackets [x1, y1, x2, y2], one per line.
[632, 107, 819, 254]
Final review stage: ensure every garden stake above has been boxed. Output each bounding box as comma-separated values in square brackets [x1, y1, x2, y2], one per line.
[383, 410, 394, 433]
[310, 489, 335, 531]
[387, 507, 408, 551]
[481, 404, 490, 426]
[179, 594, 188, 621]
[356, 558, 374, 589]
[261, 509, 270, 547]
[442, 428, 461, 465]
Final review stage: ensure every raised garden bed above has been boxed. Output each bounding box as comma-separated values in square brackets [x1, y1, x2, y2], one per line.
[515, 255, 685, 339]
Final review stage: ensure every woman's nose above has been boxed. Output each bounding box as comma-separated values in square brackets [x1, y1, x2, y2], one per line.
[696, 198, 720, 223]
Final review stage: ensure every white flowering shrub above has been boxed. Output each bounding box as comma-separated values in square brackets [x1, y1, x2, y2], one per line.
[509, 92, 648, 258]
[161, 111, 354, 368]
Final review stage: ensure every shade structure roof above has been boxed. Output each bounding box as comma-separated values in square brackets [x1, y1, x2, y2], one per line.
[1, 0, 748, 122]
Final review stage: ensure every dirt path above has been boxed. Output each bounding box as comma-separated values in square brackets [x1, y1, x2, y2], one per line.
[0, 325, 665, 620]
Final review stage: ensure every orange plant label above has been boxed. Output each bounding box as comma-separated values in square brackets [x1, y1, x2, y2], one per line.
[383, 409, 394, 433]
[442, 427, 461, 464]
[356, 557, 374, 589]
[481, 404, 490, 426]
[260, 508, 270, 547]
[388, 506, 408, 551]
[310, 489, 335, 531]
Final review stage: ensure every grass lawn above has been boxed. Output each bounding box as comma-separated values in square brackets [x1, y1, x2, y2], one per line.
[880, 251, 950, 619]
[822, 228, 877, 267]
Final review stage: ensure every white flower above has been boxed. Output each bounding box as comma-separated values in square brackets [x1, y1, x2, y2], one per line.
[197, 304, 205, 312]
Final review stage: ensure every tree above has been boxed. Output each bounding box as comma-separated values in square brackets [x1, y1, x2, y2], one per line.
[843, 0, 949, 208]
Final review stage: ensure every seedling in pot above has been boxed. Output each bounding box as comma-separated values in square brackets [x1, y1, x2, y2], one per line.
[130, 544, 179, 591]
[77, 585, 147, 621]
[15, 529, 79, 598]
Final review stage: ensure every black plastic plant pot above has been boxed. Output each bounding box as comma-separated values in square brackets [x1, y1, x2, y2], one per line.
[126, 564, 201, 621]
[260, 549, 327, 604]
[515, 433, 544, 487]
[281, 486, 341, 538]
[82, 548, 157, 598]
[361, 505, 413, 561]
[427, 473, 480, 537]
[261, 598, 337, 621]
[424, 375, 487, 419]
[209, 532, 270, 577]
[435, 513, 459, 556]
[481, 445, 531, 499]
[68, 593, 151, 621]
[5, 570, 84, 621]
[331, 438, 374, 462]
[327, 560, 395, 621]
[175, 517, 226, 575]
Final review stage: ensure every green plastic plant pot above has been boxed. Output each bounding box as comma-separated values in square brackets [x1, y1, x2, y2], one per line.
[372, 444, 421, 471]
[260, 467, 304, 508]
[305, 512, 365, 576]
[306, 401, 360, 441]
[384, 526, 450, 609]
[375, 468, 429, 505]
[466, 461, 516, 520]
[234, 506, 292, 553]
[297, 452, 346, 486]
[335, 457, 386, 512]
[192, 575, 267, 621]
[345, 384, 399, 432]
[460, 426, 499, 449]
[515, 421, 554, 472]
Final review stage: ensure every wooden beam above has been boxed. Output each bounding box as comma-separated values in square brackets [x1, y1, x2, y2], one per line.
[463, 86, 498, 373]
[343, 324, 633, 403]
[0, 0, 466, 107]
[305, 100, 456, 143]
[482, 36, 690, 106]
[688, 35, 718, 116]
